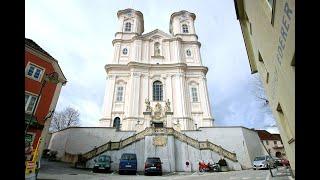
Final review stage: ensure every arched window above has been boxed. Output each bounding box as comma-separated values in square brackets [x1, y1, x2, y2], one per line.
[153, 81, 163, 101]
[154, 42, 160, 56]
[186, 49, 191, 56]
[113, 117, 120, 130]
[182, 24, 189, 33]
[125, 22, 131, 32]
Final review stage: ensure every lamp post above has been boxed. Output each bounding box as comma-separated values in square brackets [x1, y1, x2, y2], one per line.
[25, 72, 60, 136]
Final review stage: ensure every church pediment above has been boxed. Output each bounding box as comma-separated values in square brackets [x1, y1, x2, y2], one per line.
[140, 29, 172, 40]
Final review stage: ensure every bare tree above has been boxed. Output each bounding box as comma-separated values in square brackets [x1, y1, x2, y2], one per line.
[49, 106, 80, 132]
[251, 74, 272, 115]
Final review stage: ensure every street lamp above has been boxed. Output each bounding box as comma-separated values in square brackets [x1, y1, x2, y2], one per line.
[25, 72, 60, 136]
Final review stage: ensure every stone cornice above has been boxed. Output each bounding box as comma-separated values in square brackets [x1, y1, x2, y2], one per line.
[175, 33, 199, 40]
[105, 62, 208, 75]
[112, 36, 200, 46]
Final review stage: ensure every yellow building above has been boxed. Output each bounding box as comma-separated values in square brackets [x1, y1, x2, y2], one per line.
[233, 0, 295, 174]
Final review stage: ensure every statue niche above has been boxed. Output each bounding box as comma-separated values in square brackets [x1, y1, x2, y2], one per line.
[154, 42, 161, 56]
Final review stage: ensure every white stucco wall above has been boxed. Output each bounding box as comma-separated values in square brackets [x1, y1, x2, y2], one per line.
[48, 127, 135, 159]
[183, 127, 265, 169]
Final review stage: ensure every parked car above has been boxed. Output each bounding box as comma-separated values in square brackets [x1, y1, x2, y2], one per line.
[93, 155, 113, 173]
[119, 153, 137, 175]
[253, 155, 275, 170]
[144, 157, 162, 175]
[280, 158, 290, 166]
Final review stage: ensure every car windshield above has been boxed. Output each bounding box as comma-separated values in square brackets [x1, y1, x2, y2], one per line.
[99, 156, 110, 162]
[254, 156, 266, 161]
[121, 154, 136, 160]
[147, 158, 161, 163]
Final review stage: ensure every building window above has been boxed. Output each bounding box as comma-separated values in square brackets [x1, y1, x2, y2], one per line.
[154, 42, 160, 56]
[191, 87, 198, 102]
[153, 81, 163, 101]
[25, 93, 38, 113]
[26, 64, 44, 81]
[125, 22, 131, 32]
[116, 86, 124, 102]
[266, 140, 269, 145]
[122, 48, 128, 55]
[182, 24, 189, 33]
[186, 49, 191, 57]
[274, 141, 277, 145]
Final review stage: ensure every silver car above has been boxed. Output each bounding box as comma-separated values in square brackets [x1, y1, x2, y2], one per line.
[253, 155, 275, 170]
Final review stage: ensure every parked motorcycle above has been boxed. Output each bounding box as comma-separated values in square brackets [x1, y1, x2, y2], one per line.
[199, 161, 220, 172]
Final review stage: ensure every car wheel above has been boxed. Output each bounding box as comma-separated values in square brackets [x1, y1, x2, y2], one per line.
[119, 170, 122, 175]
[253, 168, 256, 170]
[93, 167, 97, 173]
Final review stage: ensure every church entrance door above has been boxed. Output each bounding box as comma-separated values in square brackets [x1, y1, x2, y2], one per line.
[113, 117, 120, 131]
[153, 122, 164, 128]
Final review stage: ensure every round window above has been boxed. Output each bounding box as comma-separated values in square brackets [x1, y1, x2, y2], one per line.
[122, 48, 128, 55]
[186, 49, 191, 56]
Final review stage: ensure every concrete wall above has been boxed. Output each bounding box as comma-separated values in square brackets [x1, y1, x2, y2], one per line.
[183, 127, 265, 169]
[49, 127, 255, 171]
[48, 127, 135, 159]
[86, 134, 240, 172]
[241, 128, 267, 164]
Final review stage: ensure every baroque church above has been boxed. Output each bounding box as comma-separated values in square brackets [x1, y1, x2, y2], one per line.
[48, 9, 267, 172]
[99, 8, 213, 131]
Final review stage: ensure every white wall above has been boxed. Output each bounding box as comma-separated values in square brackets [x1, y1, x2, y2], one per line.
[48, 127, 135, 158]
[183, 127, 265, 169]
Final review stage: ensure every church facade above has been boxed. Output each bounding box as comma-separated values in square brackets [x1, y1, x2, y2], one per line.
[99, 9, 213, 131]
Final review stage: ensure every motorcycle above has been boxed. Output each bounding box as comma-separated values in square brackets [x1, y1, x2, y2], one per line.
[199, 161, 220, 172]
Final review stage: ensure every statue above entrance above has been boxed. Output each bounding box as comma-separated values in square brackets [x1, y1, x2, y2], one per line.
[165, 99, 171, 112]
[145, 98, 152, 112]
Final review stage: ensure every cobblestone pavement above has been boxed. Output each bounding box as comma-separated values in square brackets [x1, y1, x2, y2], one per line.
[37, 159, 293, 180]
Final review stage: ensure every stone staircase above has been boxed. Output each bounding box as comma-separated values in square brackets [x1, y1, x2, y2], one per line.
[75, 127, 238, 165]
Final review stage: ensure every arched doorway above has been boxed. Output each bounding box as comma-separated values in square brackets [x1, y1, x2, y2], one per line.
[275, 151, 282, 158]
[113, 117, 120, 131]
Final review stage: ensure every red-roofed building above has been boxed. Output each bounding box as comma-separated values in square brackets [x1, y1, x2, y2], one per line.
[25, 38, 67, 161]
[256, 130, 286, 158]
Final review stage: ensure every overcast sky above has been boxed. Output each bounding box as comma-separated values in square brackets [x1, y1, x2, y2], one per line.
[26, 0, 279, 133]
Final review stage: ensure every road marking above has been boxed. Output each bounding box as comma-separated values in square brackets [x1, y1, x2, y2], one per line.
[229, 177, 237, 179]
[242, 178, 250, 179]
[255, 177, 264, 179]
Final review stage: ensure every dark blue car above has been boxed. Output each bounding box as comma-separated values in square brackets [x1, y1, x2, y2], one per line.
[119, 153, 137, 175]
